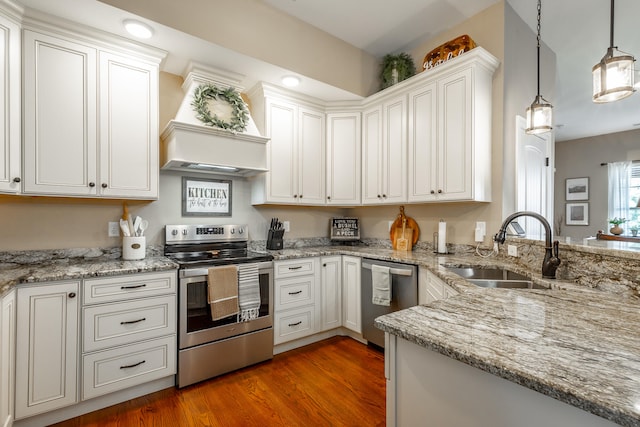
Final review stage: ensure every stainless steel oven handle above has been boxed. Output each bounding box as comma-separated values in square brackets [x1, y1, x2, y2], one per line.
[362, 262, 413, 277]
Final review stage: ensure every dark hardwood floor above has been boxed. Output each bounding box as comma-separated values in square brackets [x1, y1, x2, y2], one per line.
[51, 336, 385, 427]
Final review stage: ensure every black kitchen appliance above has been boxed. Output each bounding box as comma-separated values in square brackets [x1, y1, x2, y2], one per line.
[164, 224, 274, 388]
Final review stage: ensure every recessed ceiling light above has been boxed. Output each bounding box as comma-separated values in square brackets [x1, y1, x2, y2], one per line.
[123, 19, 153, 39]
[281, 76, 300, 87]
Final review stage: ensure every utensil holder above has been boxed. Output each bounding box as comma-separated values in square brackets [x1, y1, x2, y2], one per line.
[123, 236, 146, 260]
[266, 229, 285, 250]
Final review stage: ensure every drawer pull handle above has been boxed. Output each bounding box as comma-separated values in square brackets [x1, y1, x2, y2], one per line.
[120, 317, 146, 325]
[121, 284, 147, 290]
[288, 321, 302, 327]
[288, 266, 303, 270]
[120, 360, 146, 369]
[288, 290, 302, 295]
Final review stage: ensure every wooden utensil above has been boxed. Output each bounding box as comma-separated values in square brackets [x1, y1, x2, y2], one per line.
[123, 202, 135, 239]
[396, 218, 409, 251]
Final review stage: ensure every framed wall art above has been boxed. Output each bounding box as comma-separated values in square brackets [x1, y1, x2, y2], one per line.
[566, 202, 589, 226]
[182, 176, 232, 217]
[565, 177, 589, 201]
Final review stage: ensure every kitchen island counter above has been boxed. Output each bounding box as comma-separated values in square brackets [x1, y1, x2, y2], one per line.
[376, 288, 640, 426]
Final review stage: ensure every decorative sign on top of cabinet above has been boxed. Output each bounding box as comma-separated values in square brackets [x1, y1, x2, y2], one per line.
[21, 22, 165, 200]
[248, 84, 326, 205]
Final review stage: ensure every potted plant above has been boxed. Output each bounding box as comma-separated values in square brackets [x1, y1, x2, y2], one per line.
[608, 217, 626, 235]
[629, 223, 639, 237]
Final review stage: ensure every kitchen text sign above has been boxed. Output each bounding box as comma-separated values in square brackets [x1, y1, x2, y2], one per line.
[182, 177, 232, 216]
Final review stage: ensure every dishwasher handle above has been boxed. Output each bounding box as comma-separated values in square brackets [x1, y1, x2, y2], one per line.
[362, 262, 413, 277]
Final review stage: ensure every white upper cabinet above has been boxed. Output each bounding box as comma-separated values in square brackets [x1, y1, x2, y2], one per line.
[326, 111, 361, 205]
[362, 94, 407, 205]
[0, 11, 20, 193]
[22, 24, 163, 199]
[249, 84, 325, 205]
[407, 48, 497, 202]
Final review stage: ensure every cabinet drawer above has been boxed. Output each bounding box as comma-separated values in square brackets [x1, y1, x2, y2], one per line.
[83, 295, 176, 352]
[274, 306, 316, 345]
[275, 258, 317, 278]
[275, 275, 315, 311]
[82, 335, 176, 400]
[84, 271, 176, 305]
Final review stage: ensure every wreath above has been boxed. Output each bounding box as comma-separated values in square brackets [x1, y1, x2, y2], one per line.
[191, 83, 249, 133]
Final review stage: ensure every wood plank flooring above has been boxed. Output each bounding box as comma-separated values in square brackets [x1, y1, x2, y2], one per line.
[51, 336, 385, 427]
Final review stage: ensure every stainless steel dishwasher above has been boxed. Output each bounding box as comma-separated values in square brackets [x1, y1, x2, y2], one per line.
[361, 258, 418, 348]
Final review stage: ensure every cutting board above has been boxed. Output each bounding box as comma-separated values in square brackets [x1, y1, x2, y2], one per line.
[390, 206, 420, 250]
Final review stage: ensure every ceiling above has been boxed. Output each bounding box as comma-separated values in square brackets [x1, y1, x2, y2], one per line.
[11, 0, 640, 142]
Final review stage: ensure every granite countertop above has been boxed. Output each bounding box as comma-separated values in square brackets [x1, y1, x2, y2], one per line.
[376, 285, 640, 426]
[0, 247, 178, 296]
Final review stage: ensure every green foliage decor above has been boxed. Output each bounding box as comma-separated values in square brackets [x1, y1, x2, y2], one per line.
[192, 83, 249, 133]
[608, 217, 627, 226]
[380, 53, 416, 90]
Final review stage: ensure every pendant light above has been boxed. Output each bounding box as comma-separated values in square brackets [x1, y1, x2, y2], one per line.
[525, 0, 552, 135]
[592, 0, 635, 103]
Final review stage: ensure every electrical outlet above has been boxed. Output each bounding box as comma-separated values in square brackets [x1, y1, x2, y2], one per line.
[507, 244, 518, 257]
[283, 221, 290, 232]
[108, 221, 120, 237]
[474, 221, 486, 243]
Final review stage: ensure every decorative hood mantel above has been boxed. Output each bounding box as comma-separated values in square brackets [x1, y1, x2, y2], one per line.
[160, 62, 269, 177]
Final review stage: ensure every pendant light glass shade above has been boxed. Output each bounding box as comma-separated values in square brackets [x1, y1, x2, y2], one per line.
[592, 0, 635, 103]
[592, 48, 635, 103]
[525, 95, 553, 134]
[525, 0, 552, 135]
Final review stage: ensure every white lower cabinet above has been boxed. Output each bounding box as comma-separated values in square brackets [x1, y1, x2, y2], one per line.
[420, 268, 458, 304]
[273, 258, 321, 345]
[342, 256, 362, 333]
[1, 289, 16, 427]
[320, 256, 342, 331]
[81, 272, 176, 400]
[15, 281, 80, 419]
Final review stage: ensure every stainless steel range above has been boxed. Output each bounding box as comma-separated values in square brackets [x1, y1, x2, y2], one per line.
[165, 224, 274, 388]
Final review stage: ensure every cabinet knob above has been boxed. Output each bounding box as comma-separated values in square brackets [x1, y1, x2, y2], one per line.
[377, 195, 381, 198]
[102, 183, 108, 188]
[323, 263, 327, 267]
[438, 189, 443, 194]
[89, 182, 95, 187]
[12, 177, 20, 183]
[382, 194, 387, 198]
[299, 194, 303, 198]
[68, 292, 76, 298]
[430, 190, 435, 194]
[293, 194, 298, 198]
[327, 196, 331, 200]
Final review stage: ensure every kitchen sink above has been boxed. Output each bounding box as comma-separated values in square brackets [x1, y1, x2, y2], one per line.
[444, 265, 547, 290]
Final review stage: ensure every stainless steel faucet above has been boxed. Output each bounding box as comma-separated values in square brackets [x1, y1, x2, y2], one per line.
[494, 211, 561, 279]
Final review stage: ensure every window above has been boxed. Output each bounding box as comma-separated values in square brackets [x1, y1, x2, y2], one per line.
[608, 161, 640, 230]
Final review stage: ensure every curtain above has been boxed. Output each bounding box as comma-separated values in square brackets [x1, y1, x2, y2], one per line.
[608, 161, 632, 228]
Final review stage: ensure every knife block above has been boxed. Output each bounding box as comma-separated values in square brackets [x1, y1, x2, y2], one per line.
[266, 229, 285, 250]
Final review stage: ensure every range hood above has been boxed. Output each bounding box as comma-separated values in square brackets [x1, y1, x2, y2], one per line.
[161, 63, 269, 177]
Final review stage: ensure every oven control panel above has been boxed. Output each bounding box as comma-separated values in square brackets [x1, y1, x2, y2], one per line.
[165, 224, 248, 243]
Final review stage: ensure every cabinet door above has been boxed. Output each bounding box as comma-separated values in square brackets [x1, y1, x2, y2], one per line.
[15, 282, 79, 419]
[361, 105, 382, 205]
[298, 106, 325, 205]
[320, 256, 342, 331]
[23, 30, 97, 196]
[342, 256, 361, 333]
[0, 14, 20, 193]
[437, 68, 473, 200]
[265, 98, 297, 203]
[98, 51, 159, 199]
[382, 95, 407, 204]
[407, 81, 437, 202]
[326, 112, 361, 205]
[0, 290, 15, 426]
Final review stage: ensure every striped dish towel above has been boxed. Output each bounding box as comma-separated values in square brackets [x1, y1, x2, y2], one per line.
[238, 263, 261, 322]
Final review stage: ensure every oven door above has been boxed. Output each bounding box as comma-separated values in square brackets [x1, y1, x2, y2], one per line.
[178, 261, 273, 350]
